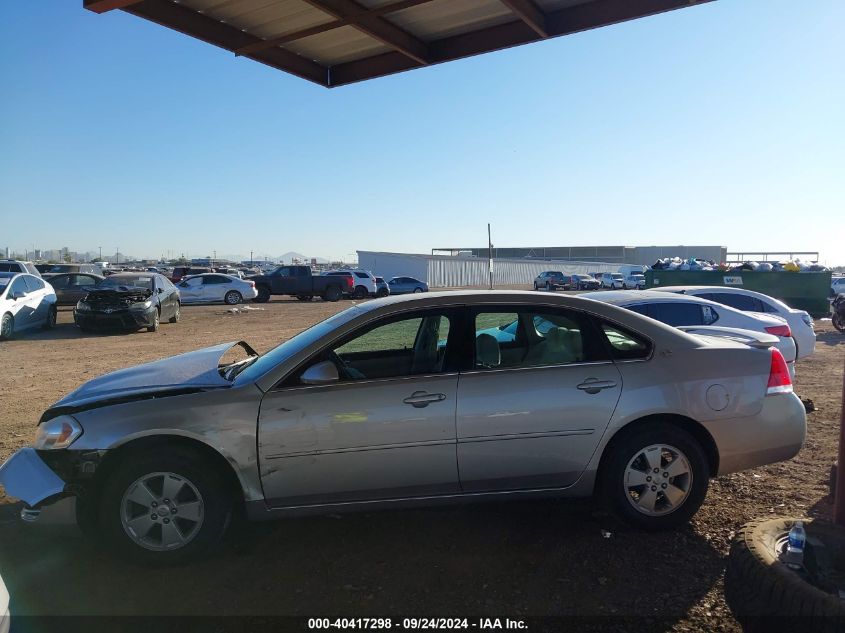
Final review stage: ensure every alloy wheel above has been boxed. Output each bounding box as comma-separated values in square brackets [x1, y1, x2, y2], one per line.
[120, 472, 205, 551]
[623, 444, 692, 516]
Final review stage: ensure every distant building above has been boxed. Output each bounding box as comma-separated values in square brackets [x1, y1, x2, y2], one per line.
[432, 245, 727, 267]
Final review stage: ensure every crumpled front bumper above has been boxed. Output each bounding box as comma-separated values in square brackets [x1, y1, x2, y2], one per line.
[0, 448, 66, 507]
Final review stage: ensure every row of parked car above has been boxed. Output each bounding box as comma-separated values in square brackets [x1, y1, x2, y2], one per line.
[0, 258, 433, 340]
[534, 269, 646, 291]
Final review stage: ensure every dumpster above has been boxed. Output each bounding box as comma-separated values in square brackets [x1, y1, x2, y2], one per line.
[645, 270, 832, 317]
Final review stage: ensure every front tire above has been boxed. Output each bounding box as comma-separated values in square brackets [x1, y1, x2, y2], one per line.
[224, 291, 242, 305]
[254, 286, 270, 303]
[95, 447, 233, 565]
[324, 285, 342, 302]
[834, 313, 845, 333]
[147, 309, 160, 333]
[0, 313, 13, 340]
[169, 302, 181, 323]
[599, 422, 709, 530]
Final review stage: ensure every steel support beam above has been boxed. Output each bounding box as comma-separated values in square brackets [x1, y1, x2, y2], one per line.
[301, 0, 430, 65]
[84, 0, 144, 13]
[499, 0, 549, 38]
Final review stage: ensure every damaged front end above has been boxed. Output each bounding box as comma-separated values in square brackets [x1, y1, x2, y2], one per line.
[74, 286, 156, 331]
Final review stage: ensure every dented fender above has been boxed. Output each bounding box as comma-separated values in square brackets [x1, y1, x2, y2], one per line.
[0, 448, 66, 507]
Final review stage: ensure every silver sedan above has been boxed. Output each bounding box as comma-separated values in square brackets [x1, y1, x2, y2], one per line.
[176, 273, 258, 305]
[0, 291, 806, 564]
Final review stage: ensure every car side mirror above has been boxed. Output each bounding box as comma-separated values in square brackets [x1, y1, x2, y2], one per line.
[157, 288, 164, 294]
[10, 291, 24, 300]
[300, 360, 339, 385]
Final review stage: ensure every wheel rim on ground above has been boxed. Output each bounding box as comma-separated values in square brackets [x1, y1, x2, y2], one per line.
[414, 288, 422, 293]
[174, 305, 180, 321]
[1, 316, 11, 338]
[225, 291, 241, 305]
[120, 471, 205, 551]
[623, 444, 692, 516]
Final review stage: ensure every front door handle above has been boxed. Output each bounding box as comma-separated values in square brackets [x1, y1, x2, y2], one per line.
[576, 379, 618, 394]
[403, 391, 447, 408]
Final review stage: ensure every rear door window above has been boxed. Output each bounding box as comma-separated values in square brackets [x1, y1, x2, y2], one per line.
[649, 302, 706, 326]
[708, 292, 762, 312]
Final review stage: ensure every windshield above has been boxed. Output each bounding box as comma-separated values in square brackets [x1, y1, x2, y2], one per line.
[97, 275, 153, 290]
[47, 264, 76, 273]
[611, 274, 624, 279]
[234, 305, 366, 385]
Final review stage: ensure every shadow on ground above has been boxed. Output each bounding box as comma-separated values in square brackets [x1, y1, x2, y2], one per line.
[0, 498, 724, 630]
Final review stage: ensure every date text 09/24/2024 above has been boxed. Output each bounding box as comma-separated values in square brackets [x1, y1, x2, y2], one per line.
[308, 619, 527, 630]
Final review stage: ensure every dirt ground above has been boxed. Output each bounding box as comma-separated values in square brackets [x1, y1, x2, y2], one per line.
[0, 294, 842, 631]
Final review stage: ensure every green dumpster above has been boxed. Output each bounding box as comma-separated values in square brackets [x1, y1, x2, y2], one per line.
[645, 270, 832, 318]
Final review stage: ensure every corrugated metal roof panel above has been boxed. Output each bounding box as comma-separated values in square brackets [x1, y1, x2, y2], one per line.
[180, 0, 332, 39]
[385, 0, 517, 43]
[282, 25, 392, 65]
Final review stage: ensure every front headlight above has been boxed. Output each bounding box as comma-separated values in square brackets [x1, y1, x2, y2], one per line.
[75, 301, 91, 312]
[34, 415, 83, 450]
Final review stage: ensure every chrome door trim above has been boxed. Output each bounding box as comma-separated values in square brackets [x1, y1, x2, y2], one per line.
[271, 372, 460, 393]
[459, 360, 614, 376]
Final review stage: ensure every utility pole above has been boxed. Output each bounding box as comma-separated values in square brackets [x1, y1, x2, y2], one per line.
[250, 250, 253, 267]
[98, 246, 102, 261]
[487, 223, 494, 290]
[116, 247, 119, 265]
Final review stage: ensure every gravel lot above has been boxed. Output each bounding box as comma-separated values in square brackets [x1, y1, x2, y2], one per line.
[0, 295, 842, 630]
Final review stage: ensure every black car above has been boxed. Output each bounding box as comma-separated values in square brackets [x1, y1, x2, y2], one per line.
[533, 271, 570, 291]
[43, 272, 105, 306]
[570, 274, 601, 290]
[74, 273, 180, 333]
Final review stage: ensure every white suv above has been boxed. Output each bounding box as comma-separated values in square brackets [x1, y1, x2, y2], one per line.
[323, 270, 377, 299]
[0, 260, 41, 277]
[599, 272, 625, 289]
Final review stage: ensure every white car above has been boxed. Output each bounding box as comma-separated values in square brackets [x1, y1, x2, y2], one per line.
[0, 272, 58, 340]
[600, 272, 625, 289]
[0, 569, 8, 633]
[832, 277, 845, 297]
[653, 286, 816, 359]
[587, 290, 798, 377]
[623, 273, 646, 289]
[176, 273, 258, 305]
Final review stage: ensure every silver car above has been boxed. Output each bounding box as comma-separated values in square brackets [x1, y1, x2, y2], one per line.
[0, 291, 806, 564]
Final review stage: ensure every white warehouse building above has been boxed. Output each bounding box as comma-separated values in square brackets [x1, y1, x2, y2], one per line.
[357, 251, 622, 288]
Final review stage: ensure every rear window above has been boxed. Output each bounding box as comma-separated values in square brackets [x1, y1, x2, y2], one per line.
[600, 322, 652, 360]
[0, 263, 21, 272]
[24, 276, 45, 292]
[354, 272, 370, 279]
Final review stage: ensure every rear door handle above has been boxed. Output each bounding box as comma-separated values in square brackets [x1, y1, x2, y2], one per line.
[403, 391, 447, 408]
[576, 379, 618, 394]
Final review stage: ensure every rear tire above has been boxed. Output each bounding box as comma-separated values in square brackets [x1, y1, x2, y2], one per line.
[324, 285, 341, 302]
[834, 313, 845, 333]
[353, 286, 368, 300]
[598, 422, 709, 530]
[43, 306, 57, 329]
[413, 287, 423, 293]
[296, 295, 311, 302]
[224, 291, 242, 305]
[254, 286, 270, 303]
[546, 282, 552, 291]
[95, 447, 233, 565]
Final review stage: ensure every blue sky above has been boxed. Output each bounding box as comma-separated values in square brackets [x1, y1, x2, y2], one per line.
[1, 0, 843, 264]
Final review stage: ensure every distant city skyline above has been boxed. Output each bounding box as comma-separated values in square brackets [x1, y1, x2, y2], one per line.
[1, 1, 843, 265]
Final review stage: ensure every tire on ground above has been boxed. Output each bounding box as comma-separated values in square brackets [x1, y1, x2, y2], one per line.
[254, 286, 270, 303]
[725, 517, 845, 633]
[95, 446, 234, 565]
[598, 421, 709, 530]
[324, 285, 341, 302]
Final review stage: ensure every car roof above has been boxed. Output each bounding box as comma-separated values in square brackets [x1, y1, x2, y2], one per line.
[587, 290, 719, 305]
[653, 285, 789, 307]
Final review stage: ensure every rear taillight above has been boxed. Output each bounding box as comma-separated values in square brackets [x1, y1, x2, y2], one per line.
[346, 276, 353, 288]
[766, 348, 793, 395]
[248, 281, 255, 287]
[765, 324, 792, 338]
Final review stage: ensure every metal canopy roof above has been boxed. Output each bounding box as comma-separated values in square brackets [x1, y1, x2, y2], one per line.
[84, 0, 713, 87]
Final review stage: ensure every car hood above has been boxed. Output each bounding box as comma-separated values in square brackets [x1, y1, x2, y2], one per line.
[46, 341, 256, 414]
[83, 287, 153, 302]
